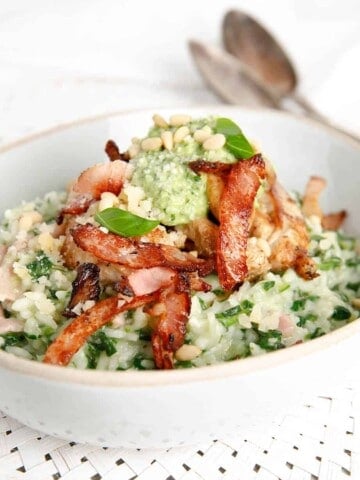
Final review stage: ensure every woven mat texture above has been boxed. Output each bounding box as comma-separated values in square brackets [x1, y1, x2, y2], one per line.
[1, 386, 359, 480]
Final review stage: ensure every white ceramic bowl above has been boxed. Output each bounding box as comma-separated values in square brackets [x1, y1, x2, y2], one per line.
[0, 107, 359, 448]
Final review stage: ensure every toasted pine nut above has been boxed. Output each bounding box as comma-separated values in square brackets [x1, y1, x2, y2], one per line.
[193, 129, 211, 143]
[173, 126, 190, 144]
[128, 143, 140, 158]
[99, 192, 119, 211]
[131, 137, 141, 144]
[141, 137, 162, 151]
[18, 211, 43, 231]
[352, 298, 360, 309]
[175, 344, 202, 361]
[202, 133, 226, 151]
[152, 114, 168, 128]
[169, 114, 192, 127]
[161, 131, 173, 150]
[38, 232, 55, 252]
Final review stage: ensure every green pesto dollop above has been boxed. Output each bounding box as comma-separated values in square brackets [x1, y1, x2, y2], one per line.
[129, 117, 236, 226]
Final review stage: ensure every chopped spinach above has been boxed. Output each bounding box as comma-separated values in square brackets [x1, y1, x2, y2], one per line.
[337, 232, 356, 251]
[307, 328, 325, 339]
[26, 251, 53, 280]
[346, 282, 360, 292]
[297, 313, 318, 327]
[257, 330, 283, 351]
[0, 331, 27, 348]
[88, 331, 117, 357]
[262, 280, 275, 291]
[133, 354, 146, 370]
[331, 305, 351, 321]
[318, 256, 342, 271]
[346, 257, 360, 268]
[216, 300, 254, 327]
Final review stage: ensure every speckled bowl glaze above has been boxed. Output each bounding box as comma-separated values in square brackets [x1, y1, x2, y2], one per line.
[0, 107, 359, 448]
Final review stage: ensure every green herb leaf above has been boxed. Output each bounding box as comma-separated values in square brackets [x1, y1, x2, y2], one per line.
[26, 251, 53, 280]
[257, 330, 283, 351]
[95, 208, 159, 237]
[331, 305, 351, 321]
[88, 331, 117, 357]
[0, 331, 27, 348]
[346, 282, 360, 292]
[215, 300, 254, 327]
[215, 117, 254, 159]
[297, 313, 318, 327]
[262, 281, 275, 291]
[307, 327, 325, 339]
[318, 256, 342, 271]
[337, 232, 356, 251]
[346, 257, 360, 268]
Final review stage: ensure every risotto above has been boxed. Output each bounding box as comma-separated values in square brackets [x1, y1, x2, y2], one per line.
[0, 114, 359, 370]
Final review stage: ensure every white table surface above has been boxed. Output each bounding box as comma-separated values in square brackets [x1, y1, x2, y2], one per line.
[1, 0, 360, 145]
[1, 1, 360, 479]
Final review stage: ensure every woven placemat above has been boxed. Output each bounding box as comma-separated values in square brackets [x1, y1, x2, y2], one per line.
[1, 385, 359, 480]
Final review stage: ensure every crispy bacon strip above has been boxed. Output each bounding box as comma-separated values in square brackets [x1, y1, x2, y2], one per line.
[105, 139, 130, 162]
[59, 160, 128, 222]
[322, 210, 347, 230]
[44, 292, 158, 366]
[217, 154, 266, 290]
[72, 224, 213, 276]
[189, 160, 232, 219]
[189, 160, 233, 176]
[151, 273, 191, 369]
[63, 263, 101, 318]
[302, 176, 326, 219]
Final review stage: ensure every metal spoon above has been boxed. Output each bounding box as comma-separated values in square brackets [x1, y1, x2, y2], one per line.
[222, 9, 359, 142]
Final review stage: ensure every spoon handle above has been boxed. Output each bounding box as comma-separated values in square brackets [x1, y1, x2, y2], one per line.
[290, 93, 360, 143]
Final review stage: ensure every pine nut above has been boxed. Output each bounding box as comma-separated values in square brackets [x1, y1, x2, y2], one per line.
[175, 344, 202, 361]
[193, 129, 211, 143]
[173, 126, 190, 144]
[152, 114, 168, 128]
[202, 133, 226, 151]
[128, 143, 140, 158]
[161, 131, 173, 150]
[169, 114, 192, 127]
[18, 211, 43, 231]
[141, 137, 162, 151]
[131, 137, 140, 144]
[98, 192, 119, 211]
[352, 298, 360, 309]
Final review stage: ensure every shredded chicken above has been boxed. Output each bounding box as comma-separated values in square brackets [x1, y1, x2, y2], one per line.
[181, 218, 218, 258]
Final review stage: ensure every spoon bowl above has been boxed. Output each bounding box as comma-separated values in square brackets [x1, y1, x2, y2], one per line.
[223, 9, 297, 97]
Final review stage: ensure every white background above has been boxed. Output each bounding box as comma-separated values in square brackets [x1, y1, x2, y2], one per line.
[0, 0, 360, 144]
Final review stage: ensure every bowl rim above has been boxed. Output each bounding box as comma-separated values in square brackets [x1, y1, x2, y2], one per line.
[0, 105, 359, 388]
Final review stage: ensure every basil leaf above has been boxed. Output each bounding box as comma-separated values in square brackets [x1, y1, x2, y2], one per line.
[95, 208, 159, 237]
[215, 117, 255, 159]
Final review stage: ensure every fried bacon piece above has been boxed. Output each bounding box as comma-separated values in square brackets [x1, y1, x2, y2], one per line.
[269, 182, 317, 280]
[71, 224, 213, 276]
[59, 160, 128, 221]
[302, 176, 347, 230]
[302, 176, 326, 219]
[151, 273, 191, 369]
[44, 292, 158, 366]
[127, 267, 175, 296]
[322, 210, 347, 230]
[217, 154, 266, 290]
[181, 218, 218, 258]
[63, 263, 101, 318]
[105, 139, 130, 162]
[188, 160, 232, 176]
